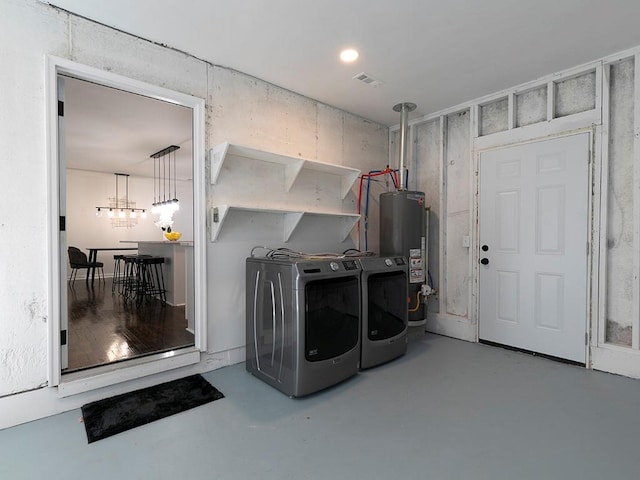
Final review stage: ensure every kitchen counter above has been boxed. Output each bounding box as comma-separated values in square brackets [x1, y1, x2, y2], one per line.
[122, 240, 194, 246]
[121, 240, 195, 331]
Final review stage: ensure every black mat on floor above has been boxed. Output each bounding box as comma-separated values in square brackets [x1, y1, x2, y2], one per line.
[81, 374, 224, 443]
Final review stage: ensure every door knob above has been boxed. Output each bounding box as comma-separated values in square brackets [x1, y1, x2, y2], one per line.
[480, 258, 489, 265]
[481, 245, 489, 252]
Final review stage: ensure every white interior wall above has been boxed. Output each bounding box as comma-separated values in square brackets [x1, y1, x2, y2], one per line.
[66, 170, 194, 277]
[0, 0, 388, 419]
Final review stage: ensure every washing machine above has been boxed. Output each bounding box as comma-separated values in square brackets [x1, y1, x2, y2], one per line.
[246, 255, 361, 397]
[358, 255, 408, 369]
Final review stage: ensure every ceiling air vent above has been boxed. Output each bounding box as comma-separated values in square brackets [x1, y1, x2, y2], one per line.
[352, 72, 383, 87]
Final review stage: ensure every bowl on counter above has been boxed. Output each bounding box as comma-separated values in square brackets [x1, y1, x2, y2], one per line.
[164, 231, 182, 241]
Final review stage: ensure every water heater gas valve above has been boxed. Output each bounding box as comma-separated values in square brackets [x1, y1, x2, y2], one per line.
[421, 284, 435, 297]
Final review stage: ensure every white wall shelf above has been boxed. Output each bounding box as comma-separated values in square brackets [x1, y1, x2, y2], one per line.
[209, 142, 360, 199]
[210, 204, 359, 243]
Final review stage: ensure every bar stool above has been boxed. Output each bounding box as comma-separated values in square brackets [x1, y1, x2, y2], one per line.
[121, 255, 146, 303]
[135, 256, 167, 308]
[112, 254, 125, 293]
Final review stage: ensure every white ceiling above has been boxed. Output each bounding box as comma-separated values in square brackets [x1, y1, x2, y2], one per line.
[50, 0, 640, 127]
[64, 76, 193, 179]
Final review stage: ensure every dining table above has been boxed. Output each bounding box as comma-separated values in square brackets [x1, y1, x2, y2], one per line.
[87, 247, 138, 285]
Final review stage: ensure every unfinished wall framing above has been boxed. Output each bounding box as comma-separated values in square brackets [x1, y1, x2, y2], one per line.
[603, 57, 635, 347]
[392, 47, 640, 377]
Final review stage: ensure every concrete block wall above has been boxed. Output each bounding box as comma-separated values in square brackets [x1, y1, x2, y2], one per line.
[1, 0, 68, 397]
[0, 0, 388, 400]
[207, 65, 387, 354]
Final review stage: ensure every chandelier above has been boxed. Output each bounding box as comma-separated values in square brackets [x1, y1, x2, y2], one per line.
[150, 145, 180, 231]
[95, 173, 146, 228]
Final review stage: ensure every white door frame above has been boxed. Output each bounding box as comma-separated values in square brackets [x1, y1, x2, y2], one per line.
[46, 56, 208, 392]
[472, 127, 598, 367]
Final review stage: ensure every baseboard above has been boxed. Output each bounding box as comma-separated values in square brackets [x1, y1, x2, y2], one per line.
[58, 349, 201, 397]
[168, 302, 186, 307]
[200, 345, 246, 371]
[591, 344, 640, 379]
[67, 273, 113, 281]
[425, 312, 477, 342]
[0, 346, 246, 430]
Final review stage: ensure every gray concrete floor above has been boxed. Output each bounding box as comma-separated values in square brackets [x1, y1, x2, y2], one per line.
[2, 333, 640, 479]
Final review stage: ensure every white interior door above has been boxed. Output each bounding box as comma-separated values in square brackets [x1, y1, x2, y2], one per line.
[478, 133, 589, 363]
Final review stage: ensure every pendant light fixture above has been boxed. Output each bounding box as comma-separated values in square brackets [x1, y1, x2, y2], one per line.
[95, 173, 146, 228]
[150, 145, 180, 231]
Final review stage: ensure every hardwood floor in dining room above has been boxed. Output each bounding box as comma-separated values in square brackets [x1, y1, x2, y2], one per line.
[66, 278, 195, 372]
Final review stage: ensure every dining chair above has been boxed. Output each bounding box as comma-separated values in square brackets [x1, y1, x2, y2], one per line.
[68, 246, 104, 284]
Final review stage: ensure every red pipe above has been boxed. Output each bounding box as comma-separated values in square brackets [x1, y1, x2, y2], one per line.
[356, 167, 399, 250]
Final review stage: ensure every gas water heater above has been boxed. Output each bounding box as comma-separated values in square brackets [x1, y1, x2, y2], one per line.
[380, 190, 426, 326]
[379, 102, 427, 327]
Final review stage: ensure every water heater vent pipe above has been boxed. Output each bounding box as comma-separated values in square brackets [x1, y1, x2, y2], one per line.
[393, 102, 417, 191]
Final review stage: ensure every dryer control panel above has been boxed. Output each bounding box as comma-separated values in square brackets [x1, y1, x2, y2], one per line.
[342, 260, 359, 271]
[298, 258, 362, 275]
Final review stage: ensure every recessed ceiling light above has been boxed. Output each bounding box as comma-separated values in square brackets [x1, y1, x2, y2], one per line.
[340, 49, 359, 63]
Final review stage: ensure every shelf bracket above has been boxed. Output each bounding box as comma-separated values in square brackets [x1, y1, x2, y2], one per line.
[341, 215, 360, 242]
[283, 212, 304, 242]
[341, 171, 361, 199]
[284, 160, 305, 192]
[210, 205, 230, 242]
[209, 142, 230, 185]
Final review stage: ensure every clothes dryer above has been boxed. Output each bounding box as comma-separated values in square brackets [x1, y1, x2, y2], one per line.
[358, 255, 408, 369]
[246, 256, 361, 397]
